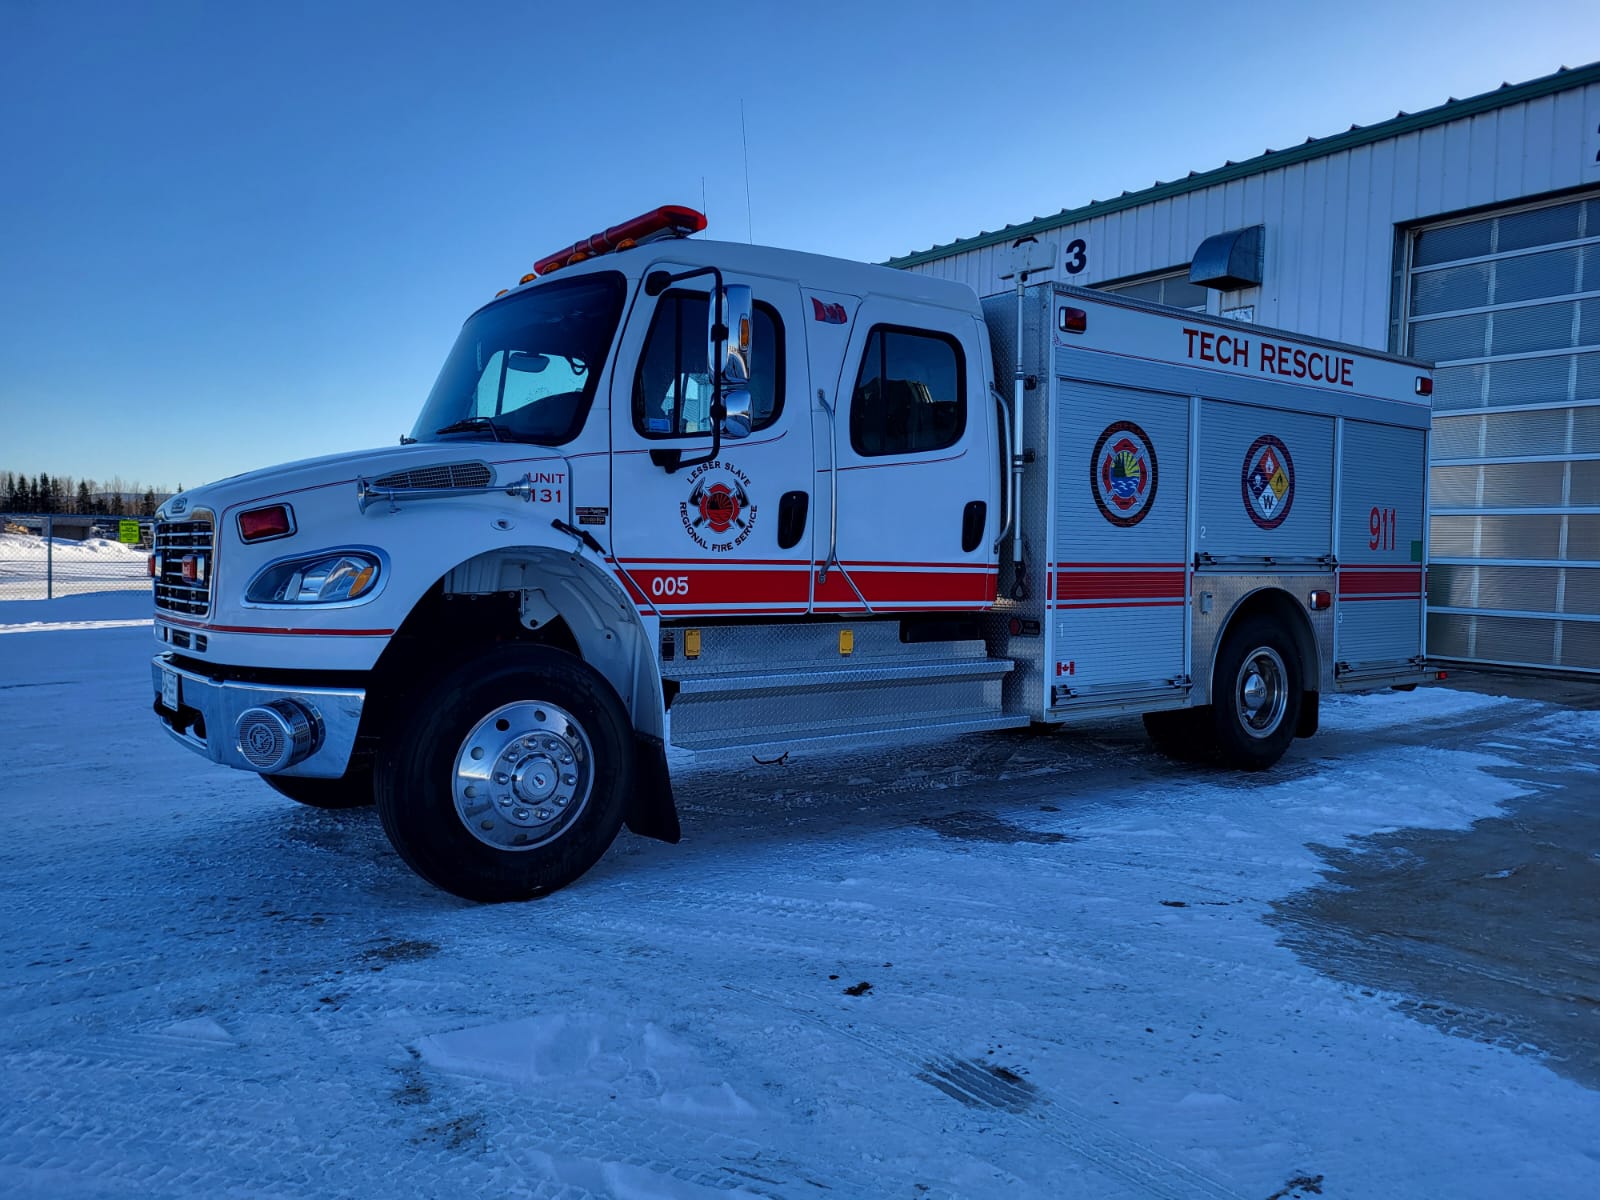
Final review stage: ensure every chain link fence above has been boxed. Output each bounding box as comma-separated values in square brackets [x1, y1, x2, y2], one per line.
[1, 513, 154, 601]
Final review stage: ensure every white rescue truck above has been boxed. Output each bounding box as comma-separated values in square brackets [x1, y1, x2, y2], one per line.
[150, 205, 1436, 901]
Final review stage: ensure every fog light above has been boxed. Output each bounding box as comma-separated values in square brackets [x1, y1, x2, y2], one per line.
[235, 700, 321, 772]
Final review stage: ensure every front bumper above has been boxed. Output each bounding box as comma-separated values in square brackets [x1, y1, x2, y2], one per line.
[151, 653, 366, 779]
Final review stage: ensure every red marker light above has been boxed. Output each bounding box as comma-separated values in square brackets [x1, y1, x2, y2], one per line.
[532, 205, 707, 277]
[238, 504, 294, 543]
[1307, 589, 1332, 611]
[1415, 376, 1433, 396]
[147, 554, 157, 578]
[1059, 307, 1088, 334]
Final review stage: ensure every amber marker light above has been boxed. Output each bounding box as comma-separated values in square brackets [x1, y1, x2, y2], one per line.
[348, 563, 377, 598]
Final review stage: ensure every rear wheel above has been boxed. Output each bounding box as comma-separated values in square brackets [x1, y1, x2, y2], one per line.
[374, 645, 633, 902]
[263, 764, 373, 809]
[1209, 616, 1301, 771]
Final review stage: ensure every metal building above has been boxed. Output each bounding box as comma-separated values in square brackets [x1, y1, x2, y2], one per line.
[891, 63, 1600, 673]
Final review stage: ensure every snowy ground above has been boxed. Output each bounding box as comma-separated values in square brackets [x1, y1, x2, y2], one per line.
[0, 532, 149, 600]
[2, 592, 1598, 1199]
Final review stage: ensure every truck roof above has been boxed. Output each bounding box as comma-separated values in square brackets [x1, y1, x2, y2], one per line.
[475, 237, 985, 321]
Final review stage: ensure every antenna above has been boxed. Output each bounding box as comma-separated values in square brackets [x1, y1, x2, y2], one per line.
[740, 99, 753, 244]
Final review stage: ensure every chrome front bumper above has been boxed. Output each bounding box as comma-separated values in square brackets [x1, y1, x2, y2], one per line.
[151, 653, 365, 779]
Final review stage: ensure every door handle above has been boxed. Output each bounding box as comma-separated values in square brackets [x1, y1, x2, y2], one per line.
[778, 491, 809, 550]
[962, 500, 986, 553]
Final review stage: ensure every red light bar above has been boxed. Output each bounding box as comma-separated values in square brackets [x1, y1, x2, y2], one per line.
[533, 205, 707, 277]
[238, 504, 294, 543]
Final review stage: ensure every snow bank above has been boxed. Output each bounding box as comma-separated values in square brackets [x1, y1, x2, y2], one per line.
[0, 532, 147, 559]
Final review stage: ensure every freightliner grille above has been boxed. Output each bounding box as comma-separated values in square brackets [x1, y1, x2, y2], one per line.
[153, 520, 214, 617]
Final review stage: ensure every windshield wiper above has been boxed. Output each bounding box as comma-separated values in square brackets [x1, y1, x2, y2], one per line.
[433, 416, 505, 441]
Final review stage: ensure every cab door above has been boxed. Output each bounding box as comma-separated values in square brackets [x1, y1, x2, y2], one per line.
[812, 296, 997, 612]
[607, 271, 813, 617]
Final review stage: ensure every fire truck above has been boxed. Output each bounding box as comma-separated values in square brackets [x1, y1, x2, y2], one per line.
[149, 205, 1435, 901]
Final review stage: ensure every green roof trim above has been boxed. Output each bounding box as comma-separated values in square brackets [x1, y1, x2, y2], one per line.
[884, 61, 1600, 270]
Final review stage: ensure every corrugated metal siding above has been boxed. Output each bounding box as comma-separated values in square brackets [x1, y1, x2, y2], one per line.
[903, 82, 1600, 353]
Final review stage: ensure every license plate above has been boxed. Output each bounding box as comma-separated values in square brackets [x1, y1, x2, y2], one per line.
[160, 666, 180, 712]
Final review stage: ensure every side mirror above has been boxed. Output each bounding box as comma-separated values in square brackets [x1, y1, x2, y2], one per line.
[721, 389, 752, 440]
[708, 284, 754, 386]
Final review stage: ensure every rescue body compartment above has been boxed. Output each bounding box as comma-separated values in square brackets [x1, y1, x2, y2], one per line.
[983, 282, 1431, 725]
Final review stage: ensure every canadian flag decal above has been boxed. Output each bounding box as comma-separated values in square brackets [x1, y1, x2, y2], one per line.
[812, 298, 848, 324]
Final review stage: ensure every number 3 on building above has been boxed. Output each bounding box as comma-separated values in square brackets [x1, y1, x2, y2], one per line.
[1064, 239, 1087, 275]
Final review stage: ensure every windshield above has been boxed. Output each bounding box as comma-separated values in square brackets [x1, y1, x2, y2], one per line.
[410, 272, 626, 445]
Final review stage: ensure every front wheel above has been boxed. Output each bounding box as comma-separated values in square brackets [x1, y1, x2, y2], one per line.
[1208, 616, 1302, 772]
[374, 645, 634, 902]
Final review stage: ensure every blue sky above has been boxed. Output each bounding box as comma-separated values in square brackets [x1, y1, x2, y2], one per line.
[2, 0, 1597, 488]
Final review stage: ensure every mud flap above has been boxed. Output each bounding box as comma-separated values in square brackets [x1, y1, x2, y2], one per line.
[1296, 691, 1319, 738]
[626, 732, 681, 844]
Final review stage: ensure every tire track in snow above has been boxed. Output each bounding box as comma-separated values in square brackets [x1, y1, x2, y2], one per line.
[727, 983, 1248, 1200]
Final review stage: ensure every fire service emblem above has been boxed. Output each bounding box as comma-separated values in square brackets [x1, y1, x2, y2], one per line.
[1090, 420, 1158, 527]
[1241, 434, 1295, 529]
[680, 460, 757, 552]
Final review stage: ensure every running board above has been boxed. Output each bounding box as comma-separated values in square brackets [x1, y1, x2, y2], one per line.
[666, 654, 1017, 756]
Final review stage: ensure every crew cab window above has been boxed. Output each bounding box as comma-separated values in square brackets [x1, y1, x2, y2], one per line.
[633, 291, 783, 437]
[849, 326, 966, 456]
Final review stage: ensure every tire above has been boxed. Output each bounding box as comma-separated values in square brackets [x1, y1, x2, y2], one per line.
[374, 645, 634, 902]
[1208, 615, 1302, 771]
[263, 764, 374, 809]
[1141, 708, 1215, 763]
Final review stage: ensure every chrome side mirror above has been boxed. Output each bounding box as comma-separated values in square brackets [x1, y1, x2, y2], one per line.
[708, 284, 753, 385]
[721, 389, 752, 439]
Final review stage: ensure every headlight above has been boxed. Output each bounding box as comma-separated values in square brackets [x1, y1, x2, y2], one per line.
[245, 552, 382, 605]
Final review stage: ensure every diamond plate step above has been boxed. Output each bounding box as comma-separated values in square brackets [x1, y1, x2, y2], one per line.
[667, 655, 1013, 698]
[669, 708, 1030, 756]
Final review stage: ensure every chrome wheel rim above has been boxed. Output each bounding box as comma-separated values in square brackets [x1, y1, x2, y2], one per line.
[1235, 647, 1288, 739]
[452, 701, 593, 851]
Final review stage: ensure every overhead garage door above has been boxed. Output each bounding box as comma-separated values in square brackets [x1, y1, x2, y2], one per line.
[1407, 190, 1600, 672]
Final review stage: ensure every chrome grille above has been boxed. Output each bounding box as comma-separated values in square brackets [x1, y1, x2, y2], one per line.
[373, 462, 492, 490]
[153, 519, 214, 617]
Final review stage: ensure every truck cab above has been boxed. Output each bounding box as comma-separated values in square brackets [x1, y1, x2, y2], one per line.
[152, 207, 1008, 900]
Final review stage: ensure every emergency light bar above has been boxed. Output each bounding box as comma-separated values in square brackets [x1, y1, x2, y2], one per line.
[533, 205, 707, 277]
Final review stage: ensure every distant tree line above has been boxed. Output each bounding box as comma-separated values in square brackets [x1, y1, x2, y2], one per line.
[1, 470, 178, 518]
